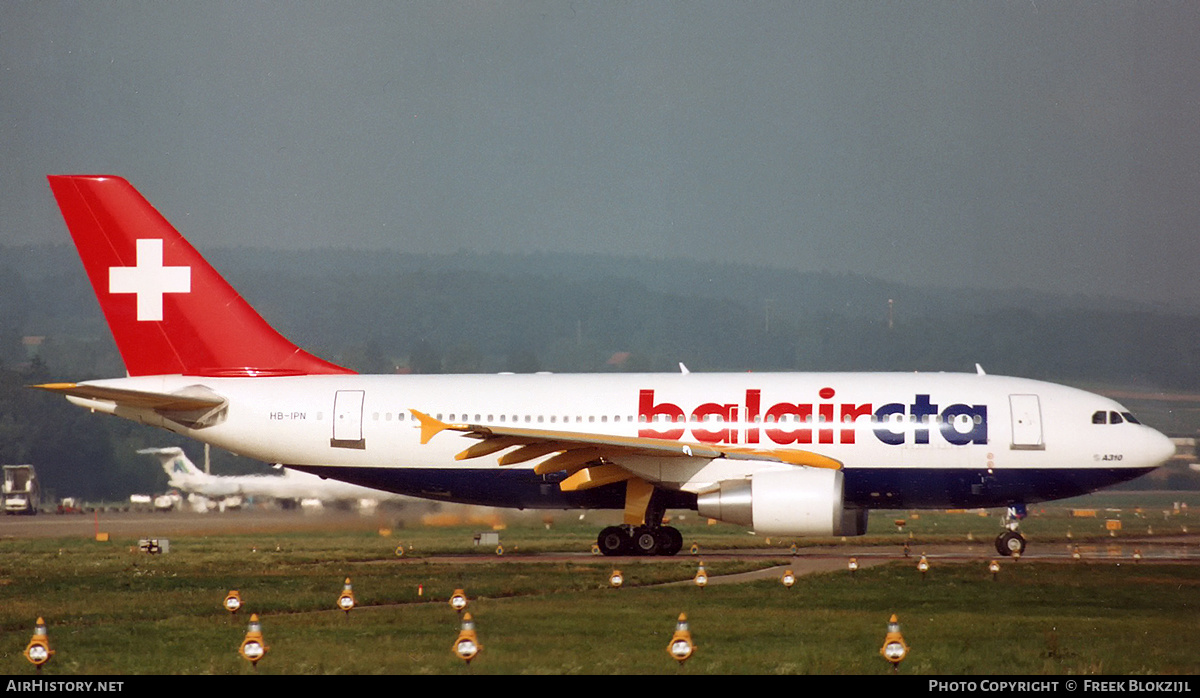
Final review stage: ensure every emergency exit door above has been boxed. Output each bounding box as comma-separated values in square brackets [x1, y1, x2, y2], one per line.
[331, 390, 366, 449]
[1009, 394, 1044, 450]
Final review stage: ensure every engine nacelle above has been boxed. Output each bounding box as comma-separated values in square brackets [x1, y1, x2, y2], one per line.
[695, 467, 867, 537]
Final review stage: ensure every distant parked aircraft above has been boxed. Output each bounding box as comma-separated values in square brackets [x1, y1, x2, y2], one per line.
[139, 447, 405, 512]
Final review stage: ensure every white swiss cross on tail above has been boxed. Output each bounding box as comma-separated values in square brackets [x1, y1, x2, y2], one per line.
[108, 239, 191, 321]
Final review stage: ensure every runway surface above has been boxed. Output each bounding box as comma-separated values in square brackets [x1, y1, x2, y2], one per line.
[3, 508, 1197, 581]
[0, 508, 388, 539]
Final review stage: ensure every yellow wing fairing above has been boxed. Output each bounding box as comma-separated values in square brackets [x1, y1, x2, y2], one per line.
[560, 464, 632, 492]
[497, 442, 566, 466]
[408, 410, 844, 479]
[455, 437, 528, 461]
[534, 448, 605, 475]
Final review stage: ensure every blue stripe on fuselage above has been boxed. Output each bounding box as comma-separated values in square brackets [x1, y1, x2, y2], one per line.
[842, 466, 1155, 508]
[286, 464, 1155, 511]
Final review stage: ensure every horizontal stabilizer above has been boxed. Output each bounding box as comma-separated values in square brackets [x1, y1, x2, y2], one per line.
[33, 383, 226, 412]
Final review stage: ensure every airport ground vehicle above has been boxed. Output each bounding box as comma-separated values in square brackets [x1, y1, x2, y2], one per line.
[3, 465, 41, 515]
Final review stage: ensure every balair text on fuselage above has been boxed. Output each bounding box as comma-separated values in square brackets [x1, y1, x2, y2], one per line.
[637, 388, 988, 446]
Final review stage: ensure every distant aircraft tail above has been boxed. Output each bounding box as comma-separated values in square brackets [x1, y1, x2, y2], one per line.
[138, 447, 203, 479]
[47, 175, 354, 377]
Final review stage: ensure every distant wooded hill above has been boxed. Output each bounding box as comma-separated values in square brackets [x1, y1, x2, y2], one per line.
[4, 244, 1197, 386]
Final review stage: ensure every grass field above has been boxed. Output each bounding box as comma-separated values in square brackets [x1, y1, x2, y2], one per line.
[0, 500, 1197, 675]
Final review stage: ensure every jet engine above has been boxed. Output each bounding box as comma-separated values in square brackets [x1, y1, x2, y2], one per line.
[695, 467, 867, 536]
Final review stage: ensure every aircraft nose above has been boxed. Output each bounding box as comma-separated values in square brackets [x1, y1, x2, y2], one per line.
[1141, 428, 1176, 470]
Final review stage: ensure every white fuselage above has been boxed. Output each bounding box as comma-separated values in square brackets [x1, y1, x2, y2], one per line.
[71, 371, 1174, 511]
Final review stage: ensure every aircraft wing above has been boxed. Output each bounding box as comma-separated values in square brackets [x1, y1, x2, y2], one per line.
[411, 410, 841, 493]
[33, 383, 226, 412]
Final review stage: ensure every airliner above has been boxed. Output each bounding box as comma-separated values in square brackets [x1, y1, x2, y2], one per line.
[139, 446, 407, 511]
[35, 175, 1175, 557]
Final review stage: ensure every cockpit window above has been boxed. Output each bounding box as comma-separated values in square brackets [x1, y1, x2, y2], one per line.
[1093, 410, 1143, 425]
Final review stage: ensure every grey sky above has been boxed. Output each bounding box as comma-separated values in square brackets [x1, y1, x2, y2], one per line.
[2, 3, 1198, 305]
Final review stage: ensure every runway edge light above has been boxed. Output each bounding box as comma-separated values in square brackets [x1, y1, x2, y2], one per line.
[224, 590, 242, 615]
[24, 617, 54, 670]
[239, 614, 268, 668]
[667, 613, 694, 666]
[450, 588, 469, 613]
[453, 613, 481, 664]
[338, 577, 355, 615]
[880, 614, 908, 672]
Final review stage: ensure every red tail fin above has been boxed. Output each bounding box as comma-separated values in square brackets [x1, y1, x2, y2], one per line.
[48, 175, 354, 377]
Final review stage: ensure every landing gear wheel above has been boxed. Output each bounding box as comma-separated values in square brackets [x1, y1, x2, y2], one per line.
[632, 526, 661, 556]
[657, 526, 684, 556]
[598, 526, 631, 556]
[995, 530, 1026, 557]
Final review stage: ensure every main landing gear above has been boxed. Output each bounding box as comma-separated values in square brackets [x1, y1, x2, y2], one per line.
[994, 504, 1028, 557]
[597, 483, 685, 556]
[597, 524, 684, 557]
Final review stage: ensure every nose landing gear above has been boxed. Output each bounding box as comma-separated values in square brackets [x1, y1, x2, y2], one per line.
[994, 504, 1027, 557]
